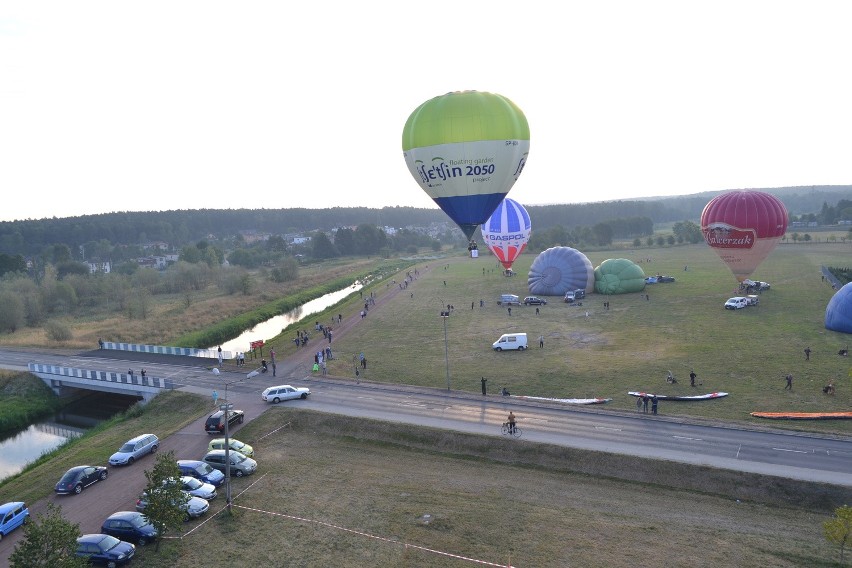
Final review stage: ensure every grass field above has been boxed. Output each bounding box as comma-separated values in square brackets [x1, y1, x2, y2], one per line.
[290, 242, 852, 436]
[132, 408, 846, 568]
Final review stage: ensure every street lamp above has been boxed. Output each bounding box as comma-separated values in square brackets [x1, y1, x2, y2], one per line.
[440, 310, 450, 391]
[221, 370, 255, 512]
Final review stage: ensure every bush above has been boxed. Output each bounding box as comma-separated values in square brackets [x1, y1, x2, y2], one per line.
[44, 321, 73, 342]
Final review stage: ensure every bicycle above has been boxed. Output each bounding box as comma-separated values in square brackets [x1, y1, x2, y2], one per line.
[501, 422, 522, 438]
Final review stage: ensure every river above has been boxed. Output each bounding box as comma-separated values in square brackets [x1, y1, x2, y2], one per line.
[217, 281, 363, 353]
[0, 392, 139, 483]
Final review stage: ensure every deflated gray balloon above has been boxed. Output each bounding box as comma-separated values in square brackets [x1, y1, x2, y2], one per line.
[528, 246, 595, 296]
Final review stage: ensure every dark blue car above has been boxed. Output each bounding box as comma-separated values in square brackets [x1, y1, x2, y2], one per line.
[176, 459, 225, 487]
[76, 533, 135, 566]
[101, 511, 159, 546]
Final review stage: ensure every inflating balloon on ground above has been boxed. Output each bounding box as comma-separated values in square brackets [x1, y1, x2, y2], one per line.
[527, 247, 594, 296]
[594, 258, 646, 295]
[402, 91, 530, 240]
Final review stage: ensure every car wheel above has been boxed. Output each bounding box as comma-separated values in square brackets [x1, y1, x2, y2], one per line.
[137, 537, 148, 546]
[100, 470, 108, 481]
[300, 393, 307, 399]
[518, 346, 526, 351]
[74, 484, 82, 495]
[107, 561, 117, 568]
[235, 469, 244, 477]
[496, 347, 502, 352]
[238, 415, 244, 424]
[272, 397, 280, 403]
[151, 444, 158, 453]
[128, 457, 135, 465]
[0, 532, 4, 542]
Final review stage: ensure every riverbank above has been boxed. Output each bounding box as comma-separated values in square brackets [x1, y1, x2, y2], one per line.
[0, 371, 63, 434]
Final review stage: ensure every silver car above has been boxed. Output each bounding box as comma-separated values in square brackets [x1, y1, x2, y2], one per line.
[202, 450, 257, 477]
[179, 476, 217, 500]
[136, 490, 209, 521]
[109, 434, 159, 466]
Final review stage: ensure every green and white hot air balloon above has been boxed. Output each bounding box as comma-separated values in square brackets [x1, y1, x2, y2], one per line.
[402, 91, 530, 240]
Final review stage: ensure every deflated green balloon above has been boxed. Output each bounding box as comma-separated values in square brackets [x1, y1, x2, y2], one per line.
[594, 258, 646, 295]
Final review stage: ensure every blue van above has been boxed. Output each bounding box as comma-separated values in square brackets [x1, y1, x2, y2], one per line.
[176, 460, 225, 487]
[0, 501, 29, 540]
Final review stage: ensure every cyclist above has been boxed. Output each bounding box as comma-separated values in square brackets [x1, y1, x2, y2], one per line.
[507, 411, 516, 434]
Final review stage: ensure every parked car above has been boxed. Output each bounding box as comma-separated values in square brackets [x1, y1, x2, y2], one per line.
[204, 409, 244, 434]
[496, 294, 521, 306]
[724, 297, 749, 310]
[176, 459, 225, 487]
[0, 501, 29, 541]
[261, 385, 310, 403]
[208, 438, 254, 458]
[55, 465, 108, 495]
[523, 296, 547, 305]
[202, 449, 257, 477]
[645, 275, 676, 284]
[108, 433, 159, 466]
[175, 476, 217, 500]
[100, 511, 159, 546]
[136, 490, 210, 521]
[564, 289, 586, 303]
[746, 295, 760, 306]
[75, 533, 135, 566]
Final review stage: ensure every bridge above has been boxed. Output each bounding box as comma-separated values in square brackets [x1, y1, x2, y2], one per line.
[28, 363, 176, 403]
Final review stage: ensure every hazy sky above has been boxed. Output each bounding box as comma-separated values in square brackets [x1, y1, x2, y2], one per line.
[2, 1, 851, 222]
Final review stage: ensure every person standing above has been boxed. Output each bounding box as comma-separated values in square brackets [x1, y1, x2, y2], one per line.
[784, 373, 793, 390]
[642, 394, 649, 414]
[481, 377, 487, 396]
[689, 370, 697, 387]
[804, 347, 811, 361]
[538, 335, 544, 348]
[651, 395, 659, 415]
[507, 411, 516, 434]
[507, 306, 512, 316]
[636, 395, 643, 412]
[217, 346, 223, 367]
[140, 368, 146, 378]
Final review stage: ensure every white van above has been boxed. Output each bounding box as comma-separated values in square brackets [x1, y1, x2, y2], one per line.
[724, 297, 748, 310]
[492, 333, 528, 351]
[497, 294, 521, 306]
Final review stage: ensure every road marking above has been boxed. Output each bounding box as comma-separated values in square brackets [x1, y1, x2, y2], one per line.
[773, 447, 808, 454]
[673, 436, 703, 441]
[595, 426, 621, 432]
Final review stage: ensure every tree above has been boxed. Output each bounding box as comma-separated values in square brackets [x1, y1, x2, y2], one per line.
[10, 503, 87, 568]
[311, 232, 339, 259]
[824, 504, 852, 563]
[142, 451, 187, 551]
[0, 291, 25, 333]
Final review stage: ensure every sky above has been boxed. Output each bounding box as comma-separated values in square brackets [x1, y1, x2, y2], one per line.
[2, 1, 851, 223]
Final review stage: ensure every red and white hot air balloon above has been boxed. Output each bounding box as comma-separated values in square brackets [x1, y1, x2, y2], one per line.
[700, 190, 788, 282]
[480, 198, 531, 270]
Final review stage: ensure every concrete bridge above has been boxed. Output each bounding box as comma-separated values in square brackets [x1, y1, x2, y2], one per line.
[28, 363, 176, 403]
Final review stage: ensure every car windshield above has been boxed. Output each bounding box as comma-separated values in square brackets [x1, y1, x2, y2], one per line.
[119, 443, 136, 452]
[195, 463, 214, 475]
[232, 441, 246, 450]
[184, 478, 202, 490]
[97, 534, 122, 552]
[59, 470, 78, 483]
[232, 454, 245, 464]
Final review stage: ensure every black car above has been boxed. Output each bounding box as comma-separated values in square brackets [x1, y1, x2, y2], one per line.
[55, 465, 108, 495]
[204, 409, 244, 435]
[76, 533, 135, 566]
[101, 511, 159, 546]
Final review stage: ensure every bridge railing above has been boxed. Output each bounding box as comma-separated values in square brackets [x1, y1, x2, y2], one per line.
[99, 342, 230, 360]
[28, 363, 176, 390]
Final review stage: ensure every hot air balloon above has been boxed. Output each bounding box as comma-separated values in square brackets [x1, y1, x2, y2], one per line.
[402, 91, 530, 240]
[594, 258, 646, 295]
[700, 191, 788, 282]
[527, 247, 594, 296]
[481, 198, 531, 270]
[825, 283, 852, 334]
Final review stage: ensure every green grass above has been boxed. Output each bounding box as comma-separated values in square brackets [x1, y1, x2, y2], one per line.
[302, 242, 852, 435]
[0, 372, 63, 434]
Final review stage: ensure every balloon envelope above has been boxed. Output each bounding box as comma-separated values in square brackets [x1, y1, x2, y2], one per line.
[594, 259, 646, 295]
[701, 191, 788, 282]
[825, 283, 852, 334]
[481, 198, 531, 269]
[527, 247, 594, 296]
[402, 91, 530, 239]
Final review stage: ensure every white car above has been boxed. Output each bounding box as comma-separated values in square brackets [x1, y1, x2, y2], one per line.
[108, 434, 159, 466]
[261, 385, 311, 403]
[724, 297, 748, 310]
[178, 476, 217, 500]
